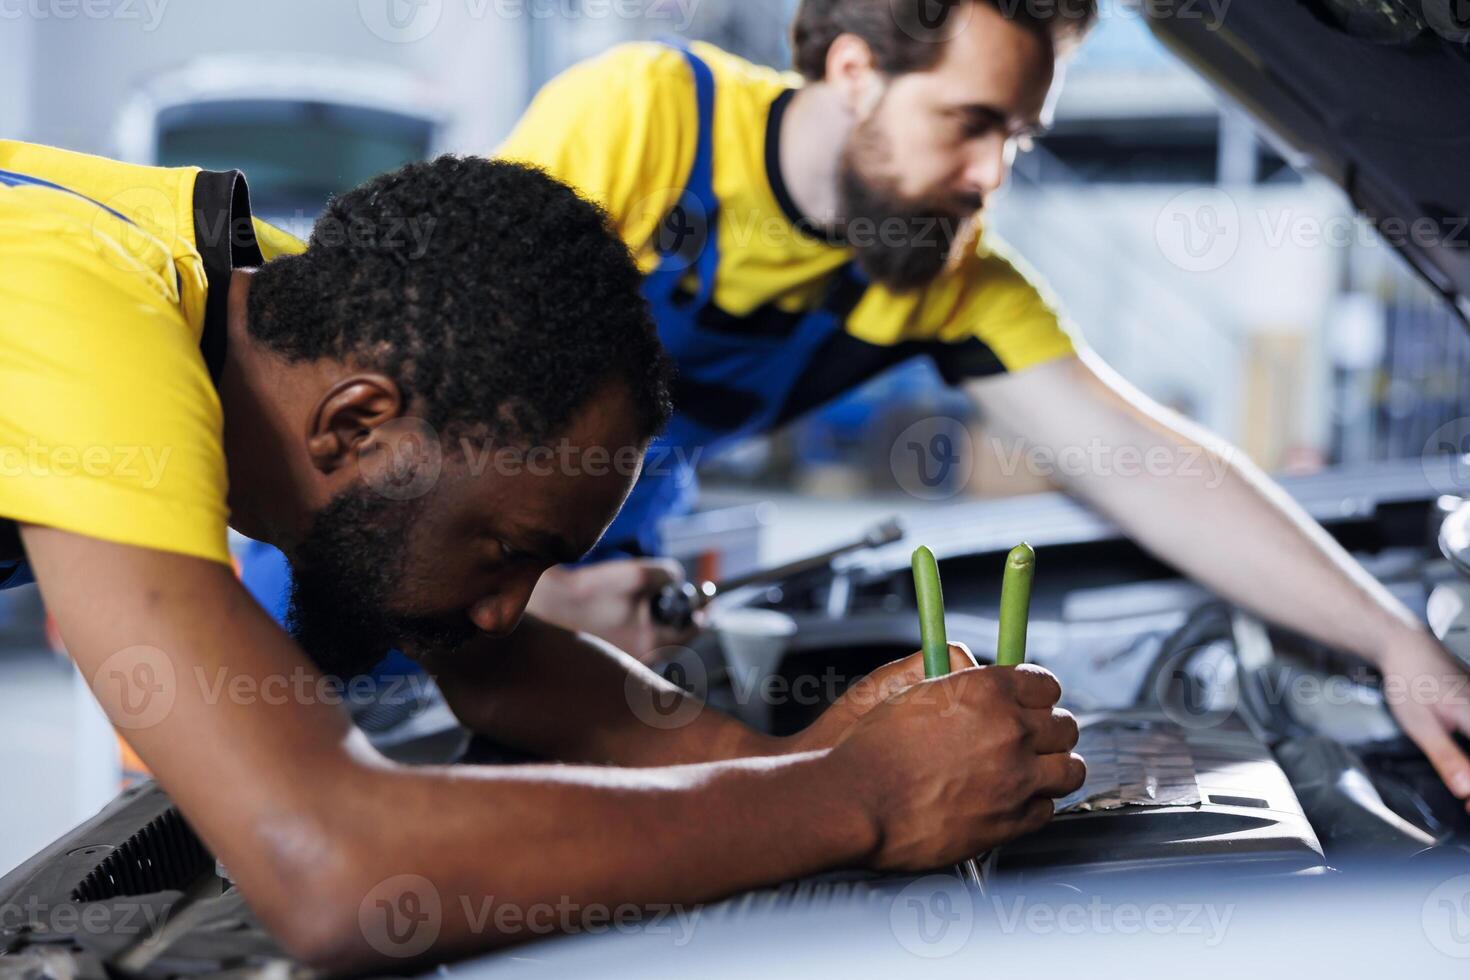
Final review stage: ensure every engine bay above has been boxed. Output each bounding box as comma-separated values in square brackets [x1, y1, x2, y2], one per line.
[697, 462, 1470, 874]
[5, 462, 1470, 977]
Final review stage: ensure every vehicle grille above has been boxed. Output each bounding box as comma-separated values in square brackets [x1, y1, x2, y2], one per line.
[70, 806, 211, 902]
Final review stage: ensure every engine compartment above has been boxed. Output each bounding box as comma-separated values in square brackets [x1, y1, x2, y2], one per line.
[5, 463, 1470, 977]
[695, 462, 1470, 874]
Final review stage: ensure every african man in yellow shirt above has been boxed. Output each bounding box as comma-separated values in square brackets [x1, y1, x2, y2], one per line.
[495, 0, 1470, 800]
[0, 124, 1084, 969]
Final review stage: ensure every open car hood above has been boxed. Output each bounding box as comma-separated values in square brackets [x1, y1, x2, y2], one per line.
[1142, 0, 1470, 322]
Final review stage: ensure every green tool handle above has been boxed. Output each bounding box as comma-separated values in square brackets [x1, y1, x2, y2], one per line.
[996, 543, 1035, 667]
[911, 546, 951, 679]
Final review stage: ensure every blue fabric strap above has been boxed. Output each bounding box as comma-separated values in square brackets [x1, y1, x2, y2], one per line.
[0, 560, 34, 591]
[646, 40, 721, 308]
[681, 46, 720, 307]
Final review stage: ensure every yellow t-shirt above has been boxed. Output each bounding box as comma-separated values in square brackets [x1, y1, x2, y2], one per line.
[0, 140, 305, 577]
[497, 42, 1075, 397]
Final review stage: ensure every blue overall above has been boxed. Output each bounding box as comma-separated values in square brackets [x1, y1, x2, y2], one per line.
[590, 42, 866, 559]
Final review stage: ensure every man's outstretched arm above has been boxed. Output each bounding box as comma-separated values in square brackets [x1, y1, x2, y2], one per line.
[523, 558, 703, 663]
[23, 524, 1081, 972]
[968, 351, 1470, 805]
[431, 615, 978, 767]
[430, 615, 783, 765]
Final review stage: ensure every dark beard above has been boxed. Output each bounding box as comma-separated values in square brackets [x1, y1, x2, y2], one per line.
[837, 123, 980, 293]
[284, 485, 477, 679]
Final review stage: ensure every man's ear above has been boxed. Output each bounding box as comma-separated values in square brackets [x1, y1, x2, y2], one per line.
[825, 33, 886, 116]
[305, 374, 404, 474]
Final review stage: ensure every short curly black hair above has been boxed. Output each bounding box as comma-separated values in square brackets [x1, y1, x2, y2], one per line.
[246, 155, 672, 447]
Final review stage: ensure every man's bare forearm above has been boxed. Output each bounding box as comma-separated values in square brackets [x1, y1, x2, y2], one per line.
[429, 616, 784, 766]
[976, 353, 1470, 803]
[1079, 437, 1419, 660]
[970, 355, 1421, 663]
[308, 743, 871, 969]
[20, 527, 871, 970]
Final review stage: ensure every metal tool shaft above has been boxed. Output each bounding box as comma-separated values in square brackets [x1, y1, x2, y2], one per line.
[650, 518, 904, 629]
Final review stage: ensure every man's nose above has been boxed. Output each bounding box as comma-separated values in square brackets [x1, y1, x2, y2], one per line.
[961, 135, 1011, 199]
[467, 589, 532, 638]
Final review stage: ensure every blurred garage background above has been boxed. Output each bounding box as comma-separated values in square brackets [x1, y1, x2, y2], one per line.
[1, 0, 1466, 873]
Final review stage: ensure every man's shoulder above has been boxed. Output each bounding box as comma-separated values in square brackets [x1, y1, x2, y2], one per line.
[0, 138, 189, 185]
[0, 139, 218, 305]
[562, 41, 795, 105]
[559, 41, 698, 98]
[0, 139, 198, 240]
[686, 41, 800, 90]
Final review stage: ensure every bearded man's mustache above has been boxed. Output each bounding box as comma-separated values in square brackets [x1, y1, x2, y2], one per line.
[836, 124, 985, 292]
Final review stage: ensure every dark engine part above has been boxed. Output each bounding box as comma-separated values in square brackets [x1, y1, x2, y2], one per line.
[0, 783, 286, 979]
[1276, 736, 1438, 860]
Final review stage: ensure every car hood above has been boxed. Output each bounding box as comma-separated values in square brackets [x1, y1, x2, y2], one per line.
[1142, 0, 1470, 321]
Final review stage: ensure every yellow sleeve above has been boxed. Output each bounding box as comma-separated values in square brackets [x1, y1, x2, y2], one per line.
[495, 42, 697, 262]
[253, 215, 306, 260]
[948, 235, 1077, 374]
[0, 200, 231, 566]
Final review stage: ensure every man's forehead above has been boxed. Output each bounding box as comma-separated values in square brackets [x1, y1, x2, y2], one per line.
[931, 5, 1058, 111]
[447, 481, 589, 564]
[449, 446, 639, 558]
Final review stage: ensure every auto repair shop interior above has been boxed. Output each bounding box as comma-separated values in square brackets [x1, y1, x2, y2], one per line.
[3, 1, 1470, 978]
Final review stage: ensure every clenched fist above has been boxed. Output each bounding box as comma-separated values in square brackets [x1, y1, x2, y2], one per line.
[823, 662, 1083, 870]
